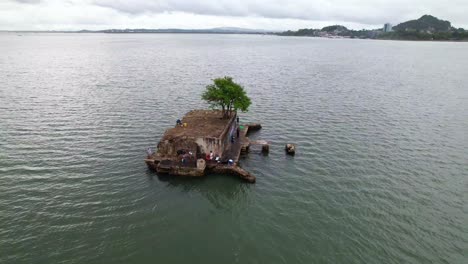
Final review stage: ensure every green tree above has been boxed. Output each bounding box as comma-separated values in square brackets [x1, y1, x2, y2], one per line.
[202, 76, 252, 119]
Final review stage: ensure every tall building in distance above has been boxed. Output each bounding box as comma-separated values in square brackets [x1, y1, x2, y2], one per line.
[383, 23, 393, 32]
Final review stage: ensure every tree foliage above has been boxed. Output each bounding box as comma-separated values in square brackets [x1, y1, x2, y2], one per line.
[201, 76, 252, 119]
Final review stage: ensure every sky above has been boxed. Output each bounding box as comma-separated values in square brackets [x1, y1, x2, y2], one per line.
[1, 0, 467, 31]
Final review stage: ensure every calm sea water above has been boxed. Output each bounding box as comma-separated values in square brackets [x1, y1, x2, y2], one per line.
[0, 33, 467, 264]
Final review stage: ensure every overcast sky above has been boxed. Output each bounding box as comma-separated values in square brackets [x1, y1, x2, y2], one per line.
[1, 0, 467, 31]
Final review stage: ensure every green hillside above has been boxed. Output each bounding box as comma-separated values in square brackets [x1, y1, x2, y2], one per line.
[278, 15, 468, 41]
[393, 15, 451, 32]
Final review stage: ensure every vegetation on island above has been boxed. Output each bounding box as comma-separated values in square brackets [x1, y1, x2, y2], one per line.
[202, 77, 252, 119]
[278, 15, 468, 41]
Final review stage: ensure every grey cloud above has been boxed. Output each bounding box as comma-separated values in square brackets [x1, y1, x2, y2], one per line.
[92, 0, 468, 26]
[2, 0, 468, 30]
[11, 0, 42, 3]
[92, 0, 336, 19]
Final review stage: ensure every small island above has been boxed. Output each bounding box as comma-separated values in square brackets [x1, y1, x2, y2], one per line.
[145, 77, 265, 183]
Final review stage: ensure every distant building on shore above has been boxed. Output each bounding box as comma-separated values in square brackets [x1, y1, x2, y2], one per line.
[383, 23, 393, 32]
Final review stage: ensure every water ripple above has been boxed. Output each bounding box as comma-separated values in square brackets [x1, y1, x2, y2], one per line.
[0, 33, 466, 264]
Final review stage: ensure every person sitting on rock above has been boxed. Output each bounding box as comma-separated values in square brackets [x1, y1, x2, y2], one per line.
[176, 119, 182, 126]
[209, 151, 214, 161]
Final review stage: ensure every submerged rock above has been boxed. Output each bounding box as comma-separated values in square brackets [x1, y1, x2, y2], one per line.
[285, 144, 296, 155]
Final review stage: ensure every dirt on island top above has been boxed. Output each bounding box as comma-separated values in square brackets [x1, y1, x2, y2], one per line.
[162, 110, 234, 140]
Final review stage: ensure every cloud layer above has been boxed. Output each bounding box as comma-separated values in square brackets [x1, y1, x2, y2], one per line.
[2, 0, 468, 30]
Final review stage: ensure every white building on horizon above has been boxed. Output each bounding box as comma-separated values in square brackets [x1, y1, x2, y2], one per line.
[383, 23, 393, 32]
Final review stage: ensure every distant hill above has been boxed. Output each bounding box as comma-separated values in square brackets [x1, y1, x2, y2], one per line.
[321, 25, 348, 33]
[278, 25, 378, 39]
[381, 15, 468, 40]
[7, 27, 269, 34]
[210, 27, 269, 33]
[97, 28, 267, 34]
[278, 14, 468, 41]
[393, 15, 451, 33]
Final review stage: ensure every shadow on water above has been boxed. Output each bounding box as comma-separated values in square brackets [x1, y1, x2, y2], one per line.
[145, 170, 253, 210]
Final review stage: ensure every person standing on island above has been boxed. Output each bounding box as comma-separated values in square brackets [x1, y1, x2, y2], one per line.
[146, 147, 153, 159]
[236, 116, 239, 123]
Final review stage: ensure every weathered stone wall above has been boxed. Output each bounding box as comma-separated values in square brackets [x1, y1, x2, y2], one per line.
[156, 114, 237, 160]
[172, 166, 205, 177]
[219, 114, 237, 154]
[156, 137, 199, 159]
[194, 114, 236, 157]
[195, 137, 222, 157]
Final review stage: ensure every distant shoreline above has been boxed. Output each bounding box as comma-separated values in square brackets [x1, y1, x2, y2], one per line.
[0, 28, 273, 35]
[3, 31, 468, 42]
[275, 34, 468, 42]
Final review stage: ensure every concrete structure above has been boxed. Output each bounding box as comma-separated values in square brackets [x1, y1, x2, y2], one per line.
[155, 110, 236, 161]
[145, 110, 266, 183]
[383, 23, 393, 32]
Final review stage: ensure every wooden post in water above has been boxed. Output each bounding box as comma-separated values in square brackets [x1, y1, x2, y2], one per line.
[262, 144, 269, 154]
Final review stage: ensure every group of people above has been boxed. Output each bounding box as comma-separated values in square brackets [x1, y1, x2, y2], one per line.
[205, 151, 234, 165]
[171, 115, 242, 166]
[206, 151, 220, 163]
[178, 150, 194, 165]
[176, 119, 187, 127]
